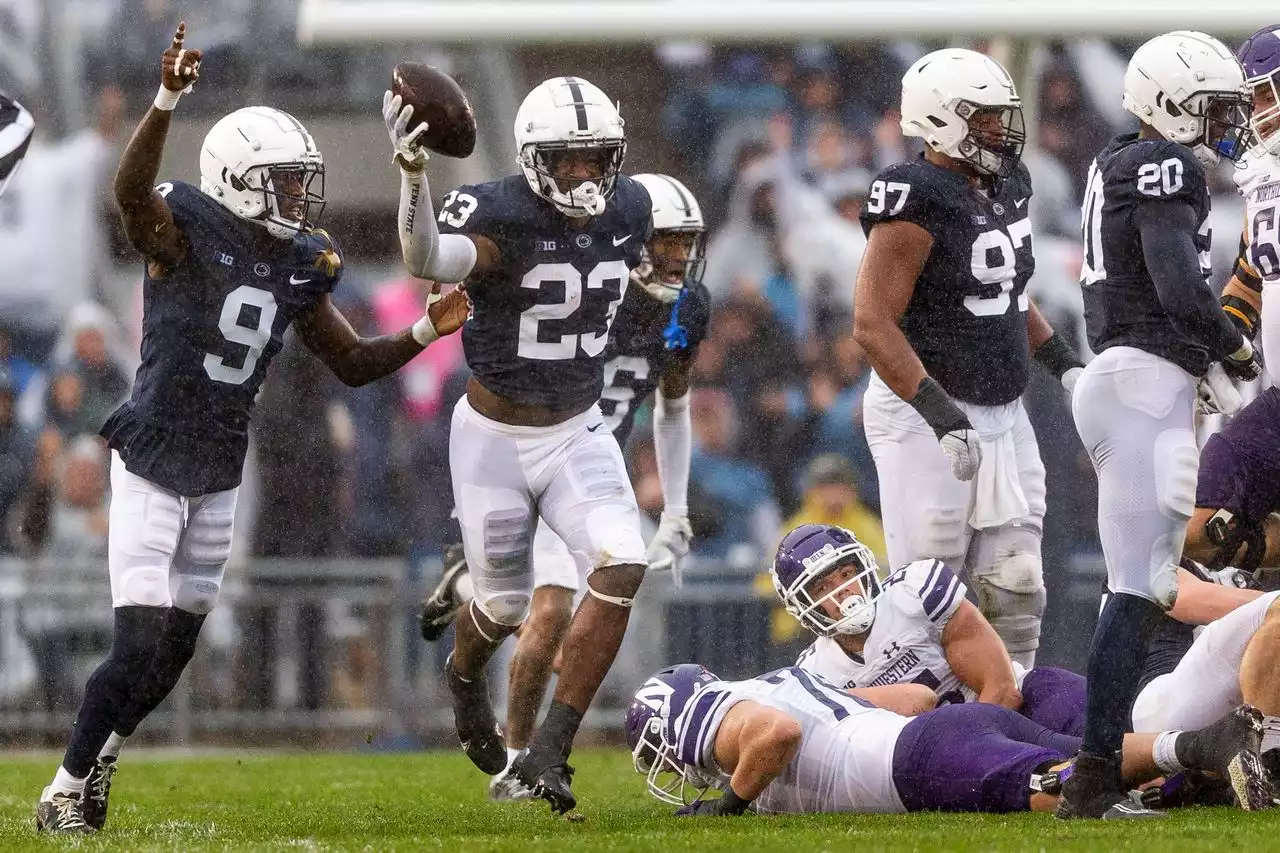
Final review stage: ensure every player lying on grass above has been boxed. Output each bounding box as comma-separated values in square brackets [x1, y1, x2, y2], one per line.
[625, 663, 1274, 817]
[774, 523, 1087, 736]
[35, 23, 468, 835]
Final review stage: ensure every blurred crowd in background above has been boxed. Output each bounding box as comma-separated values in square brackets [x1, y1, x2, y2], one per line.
[0, 0, 1263, 718]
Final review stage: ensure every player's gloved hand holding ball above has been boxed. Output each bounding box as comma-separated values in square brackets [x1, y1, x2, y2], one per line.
[383, 91, 430, 170]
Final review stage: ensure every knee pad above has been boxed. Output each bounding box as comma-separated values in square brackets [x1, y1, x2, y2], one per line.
[971, 548, 1046, 657]
[474, 591, 531, 627]
[172, 575, 222, 615]
[117, 567, 172, 608]
[1154, 430, 1199, 522]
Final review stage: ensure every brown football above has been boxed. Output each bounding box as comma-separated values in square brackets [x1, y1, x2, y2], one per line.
[391, 62, 476, 159]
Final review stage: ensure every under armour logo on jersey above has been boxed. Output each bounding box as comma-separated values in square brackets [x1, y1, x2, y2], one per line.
[881, 641, 902, 661]
[214, 251, 234, 266]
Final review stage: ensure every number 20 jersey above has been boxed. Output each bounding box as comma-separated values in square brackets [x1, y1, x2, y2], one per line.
[439, 174, 652, 413]
[100, 180, 339, 496]
[859, 157, 1035, 406]
[1079, 133, 1213, 375]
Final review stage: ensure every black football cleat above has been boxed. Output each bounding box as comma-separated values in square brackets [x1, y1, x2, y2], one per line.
[35, 789, 94, 834]
[511, 747, 577, 815]
[1184, 705, 1274, 811]
[81, 756, 118, 831]
[1054, 753, 1165, 820]
[445, 654, 507, 775]
[420, 544, 468, 642]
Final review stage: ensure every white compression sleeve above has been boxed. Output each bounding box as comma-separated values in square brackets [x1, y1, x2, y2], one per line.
[398, 167, 477, 282]
[654, 389, 692, 516]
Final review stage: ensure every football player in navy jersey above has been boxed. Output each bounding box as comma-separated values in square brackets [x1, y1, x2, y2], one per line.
[35, 24, 469, 834]
[386, 77, 658, 812]
[853, 49, 1082, 677]
[1063, 32, 1262, 820]
[0, 90, 34, 199]
[414, 173, 710, 801]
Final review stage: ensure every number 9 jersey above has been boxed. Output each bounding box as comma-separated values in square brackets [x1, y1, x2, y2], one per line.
[439, 174, 652, 412]
[859, 158, 1035, 406]
[100, 180, 340, 497]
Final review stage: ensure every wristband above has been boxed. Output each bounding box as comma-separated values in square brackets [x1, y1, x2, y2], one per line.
[907, 377, 971, 439]
[1032, 334, 1085, 381]
[1221, 295, 1260, 340]
[411, 315, 439, 347]
[154, 86, 182, 111]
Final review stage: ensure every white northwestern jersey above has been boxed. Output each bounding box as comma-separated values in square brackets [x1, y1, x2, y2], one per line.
[666, 666, 911, 814]
[1235, 152, 1280, 371]
[795, 559, 1025, 703]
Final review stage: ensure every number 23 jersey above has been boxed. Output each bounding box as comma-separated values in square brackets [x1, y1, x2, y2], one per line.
[439, 174, 652, 412]
[860, 157, 1035, 406]
[101, 180, 339, 497]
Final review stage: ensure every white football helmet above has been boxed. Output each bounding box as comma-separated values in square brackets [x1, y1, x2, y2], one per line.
[1122, 31, 1251, 166]
[630, 174, 705, 303]
[900, 48, 1025, 179]
[514, 76, 626, 218]
[199, 106, 325, 239]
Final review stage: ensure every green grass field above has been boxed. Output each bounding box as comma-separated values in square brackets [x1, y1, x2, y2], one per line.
[1, 749, 1278, 852]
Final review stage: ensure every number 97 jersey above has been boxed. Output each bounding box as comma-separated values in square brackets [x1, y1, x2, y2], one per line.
[438, 174, 652, 412]
[860, 159, 1035, 406]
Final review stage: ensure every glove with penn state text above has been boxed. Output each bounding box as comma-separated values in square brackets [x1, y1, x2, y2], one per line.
[646, 512, 692, 578]
[382, 90, 430, 169]
[1221, 336, 1262, 383]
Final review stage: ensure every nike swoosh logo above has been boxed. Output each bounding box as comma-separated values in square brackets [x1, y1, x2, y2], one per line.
[612, 235, 632, 246]
[290, 273, 312, 285]
[587, 423, 604, 432]
[1014, 198, 1027, 209]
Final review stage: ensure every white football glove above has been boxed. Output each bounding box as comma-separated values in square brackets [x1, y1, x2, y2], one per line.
[382, 90, 430, 168]
[1196, 363, 1243, 417]
[1061, 366, 1083, 397]
[939, 429, 982, 482]
[646, 513, 693, 585]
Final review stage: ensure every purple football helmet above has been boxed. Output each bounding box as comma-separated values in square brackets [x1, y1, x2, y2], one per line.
[771, 523, 882, 637]
[625, 664, 721, 804]
[1239, 25, 1280, 153]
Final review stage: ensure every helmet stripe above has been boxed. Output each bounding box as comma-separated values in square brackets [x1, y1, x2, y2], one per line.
[562, 76, 589, 131]
[660, 174, 693, 216]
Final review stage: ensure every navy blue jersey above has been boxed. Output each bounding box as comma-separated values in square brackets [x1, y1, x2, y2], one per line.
[440, 174, 652, 412]
[101, 180, 339, 496]
[598, 281, 711, 447]
[1080, 133, 1214, 375]
[860, 157, 1035, 405]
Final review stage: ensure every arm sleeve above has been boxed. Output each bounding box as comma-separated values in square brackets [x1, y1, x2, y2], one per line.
[397, 168, 478, 282]
[654, 389, 692, 515]
[1136, 199, 1245, 360]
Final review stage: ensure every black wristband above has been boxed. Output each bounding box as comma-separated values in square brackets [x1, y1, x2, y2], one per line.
[907, 377, 971, 439]
[1032, 334, 1084, 381]
[1221, 295, 1261, 341]
[712, 788, 753, 815]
